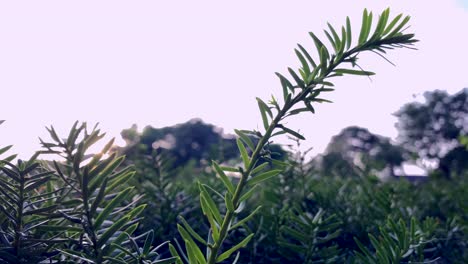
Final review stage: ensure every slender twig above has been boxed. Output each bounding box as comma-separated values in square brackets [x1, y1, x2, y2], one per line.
[202, 9, 418, 263]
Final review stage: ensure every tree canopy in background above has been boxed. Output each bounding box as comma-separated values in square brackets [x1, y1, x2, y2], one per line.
[395, 88, 468, 177]
[119, 118, 287, 171]
[321, 126, 407, 177]
[117, 87, 467, 180]
[395, 88, 467, 159]
[120, 119, 237, 168]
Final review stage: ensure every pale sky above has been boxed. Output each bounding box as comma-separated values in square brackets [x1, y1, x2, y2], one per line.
[1, 1, 467, 160]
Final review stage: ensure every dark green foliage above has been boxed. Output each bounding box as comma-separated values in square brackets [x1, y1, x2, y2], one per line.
[278, 208, 342, 263]
[354, 217, 438, 263]
[436, 146, 468, 179]
[39, 122, 142, 263]
[39, 122, 176, 263]
[0, 160, 60, 263]
[319, 152, 362, 178]
[124, 150, 205, 248]
[0, 121, 466, 263]
[209, 141, 466, 263]
[0, 122, 175, 264]
[230, 167, 468, 263]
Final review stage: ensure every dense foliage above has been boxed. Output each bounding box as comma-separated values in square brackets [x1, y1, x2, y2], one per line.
[2, 121, 465, 263]
[122, 142, 467, 263]
[0, 122, 176, 263]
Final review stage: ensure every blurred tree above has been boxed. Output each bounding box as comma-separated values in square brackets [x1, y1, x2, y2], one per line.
[320, 152, 362, 178]
[322, 126, 406, 177]
[395, 88, 467, 159]
[119, 118, 287, 170]
[395, 88, 468, 177]
[120, 119, 238, 168]
[437, 146, 468, 179]
[121, 124, 140, 145]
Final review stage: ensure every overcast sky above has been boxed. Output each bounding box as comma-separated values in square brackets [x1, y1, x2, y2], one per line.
[1, 1, 467, 160]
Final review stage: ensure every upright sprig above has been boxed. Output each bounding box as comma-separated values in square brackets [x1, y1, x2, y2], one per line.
[0, 160, 61, 263]
[171, 8, 418, 264]
[0, 121, 62, 263]
[40, 122, 176, 263]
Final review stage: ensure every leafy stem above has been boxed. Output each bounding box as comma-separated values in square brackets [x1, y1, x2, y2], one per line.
[208, 35, 400, 264]
[172, 8, 418, 264]
[207, 101, 285, 263]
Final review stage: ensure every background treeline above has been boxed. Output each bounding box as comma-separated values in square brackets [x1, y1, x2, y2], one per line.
[120, 87, 467, 180]
[116, 88, 467, 263]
